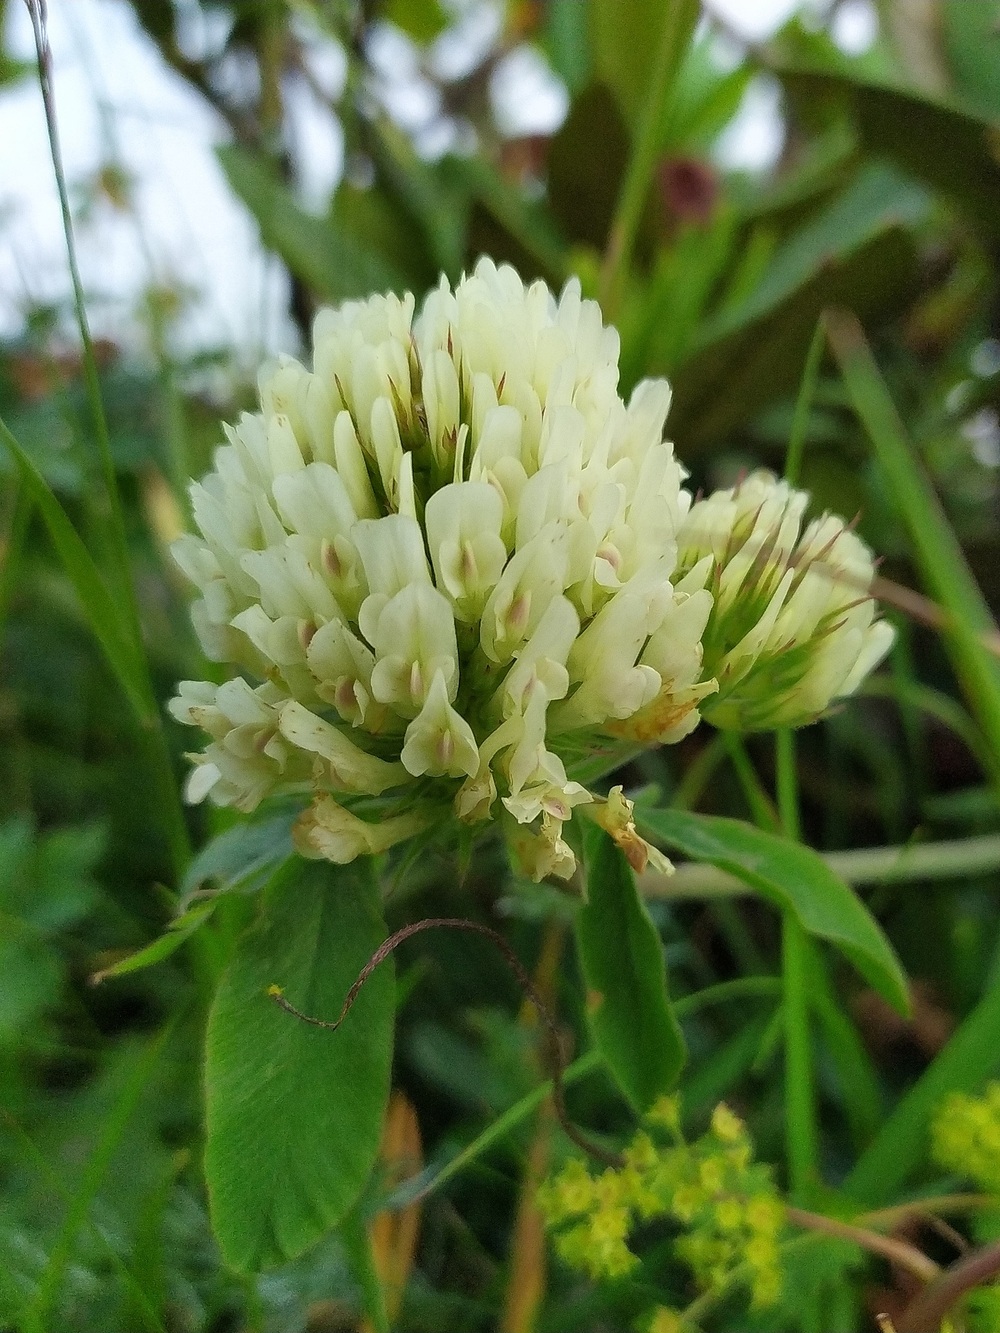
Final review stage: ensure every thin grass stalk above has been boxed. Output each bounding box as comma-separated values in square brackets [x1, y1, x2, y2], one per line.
[22, 1, 191, 881]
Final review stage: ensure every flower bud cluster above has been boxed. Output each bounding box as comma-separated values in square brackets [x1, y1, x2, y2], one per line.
[169, 260, 714, 879]
[169, 264, 893, 878]
[537, 1097, 784, 1312]
[932, 1081, 1000, 1193]
[676, 471, 894, 732]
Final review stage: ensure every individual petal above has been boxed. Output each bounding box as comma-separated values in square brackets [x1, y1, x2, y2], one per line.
[294, 794, 428, 863]
[278, 700, 407, 794]
[400, 669, 480, 778]
[586, 786, 673, 875]
[424, 481, 509, 620]
[366, 583, 461, 718]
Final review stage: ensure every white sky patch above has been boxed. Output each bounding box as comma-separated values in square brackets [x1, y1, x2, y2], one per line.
[831, 0, 879, 55]
[490, 44, 568, 139]
[713, 75, 785, 172]
[706, 0, 803, 41]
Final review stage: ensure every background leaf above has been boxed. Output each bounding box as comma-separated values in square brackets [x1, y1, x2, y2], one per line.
[218, 146, 404, 303]
[205, 857, 394, 1271]
[575, 824, 685, 1112]
[638, 807, 909, 1015]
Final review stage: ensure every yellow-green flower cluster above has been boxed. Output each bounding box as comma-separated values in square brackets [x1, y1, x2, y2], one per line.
[537, 1097, 784, 1311]
[931, 1081, 1000, 1193]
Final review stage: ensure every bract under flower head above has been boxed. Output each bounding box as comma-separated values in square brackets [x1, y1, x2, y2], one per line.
[169, 259, 712, 878]
[676, 470, 895, 732]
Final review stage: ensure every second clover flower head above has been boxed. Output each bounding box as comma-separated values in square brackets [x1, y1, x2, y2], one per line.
[168, 260, 713, 879]
[168, 262, 894, 879]
[676, 470, 895, 732]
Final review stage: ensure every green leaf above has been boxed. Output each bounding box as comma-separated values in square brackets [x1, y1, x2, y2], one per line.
[91, 903, 217, 984]
[943, 0, 1000, 123]
[775, 63, 1000, 243]
[205, 857, 393, 1271]
[589, 0, 699, 127]
[0, 414, 151, 723]
[218, 146, 404, 302]
[179, 811, 296, 907]
[385, 0, 447, 43]
[846, 971, 1000, 1205]
[667, 166, 923, 449]
[826, 310, 1000, 804]
[575, 825, 685, 1112]
[638, 807, 909, 1016]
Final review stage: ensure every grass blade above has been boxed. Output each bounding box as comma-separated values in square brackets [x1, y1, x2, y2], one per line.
[845, 972, 1000, 1204]
[20, 1024, 174, 1333]
[827, 308, 1000, 796]
[1, 415, 149, 720]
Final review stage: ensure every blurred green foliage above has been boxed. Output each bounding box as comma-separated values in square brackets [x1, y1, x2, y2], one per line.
[2, 0, 1000, 1329]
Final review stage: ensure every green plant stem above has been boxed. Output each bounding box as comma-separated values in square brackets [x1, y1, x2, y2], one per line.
[782, 916, 818, 1201]
[20, 1022, 174, 1333]
[775, 731, 801, 842]
[640, 831, 1000, 897]
[674, 731, 727, 810]
[724, 733, 781, 831]
[775, 730, 818, 1198]
[27, 1, 131, 598]
[390, 978, 780, 1209]
[4, 1114, 166, 1332]
[598, 0, 697, 314]
[341, 1207, 390, 1333]
[827, 308, 1000, 803]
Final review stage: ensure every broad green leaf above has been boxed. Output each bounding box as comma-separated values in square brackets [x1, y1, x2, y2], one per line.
[205, 857, 393, 1271]
[775, 64, 1000, 243]
[638, 807, 909, 1016]
[218, 146, 404, 302]
[547, 83, 629, 252]
[943, 0, 1000, 123]
[575, 825, 685, 1112]
[0, 414, 150, 723]
[385, 0, 447, 43]
[543, 0, 591, 94]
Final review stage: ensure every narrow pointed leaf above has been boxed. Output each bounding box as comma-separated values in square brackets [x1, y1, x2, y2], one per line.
[575, 825, 685, 1112]
[1, 415, 150, 721]
[205, 857, 394, 1271]
[639, 807, 909, 1016]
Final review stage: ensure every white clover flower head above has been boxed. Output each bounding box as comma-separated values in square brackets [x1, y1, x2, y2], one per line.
[168, 259, 713, 879]
[676, 470, 895, 732]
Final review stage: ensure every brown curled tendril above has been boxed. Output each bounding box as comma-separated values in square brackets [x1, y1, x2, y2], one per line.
[268, 916, 624, 1170]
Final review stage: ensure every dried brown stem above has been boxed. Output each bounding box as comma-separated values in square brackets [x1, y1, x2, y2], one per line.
[786, 1206, 940, 1285]
[270, 917, 624, 1170]
[896, 1238, 1000, 1333]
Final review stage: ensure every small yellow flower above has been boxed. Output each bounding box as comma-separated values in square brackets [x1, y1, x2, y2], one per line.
[647, 1307, 685, 1333]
